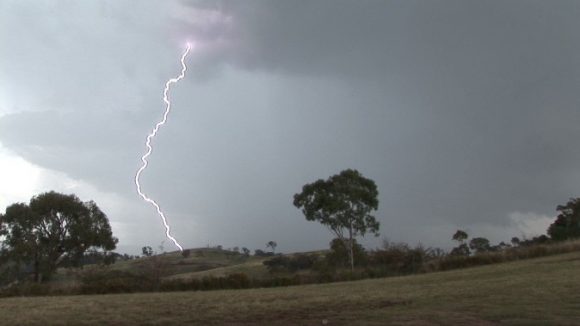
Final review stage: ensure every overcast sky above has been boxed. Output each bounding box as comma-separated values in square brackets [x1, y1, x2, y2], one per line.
[1, 0, 579, 254]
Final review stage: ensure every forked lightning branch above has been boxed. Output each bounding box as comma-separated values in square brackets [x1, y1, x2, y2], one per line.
[134, 43, 192, 251]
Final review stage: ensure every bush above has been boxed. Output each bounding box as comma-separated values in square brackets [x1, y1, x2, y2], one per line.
[160, 278, 202, 292]
[226, 273, 251, 289]
[79, 268, 154, 294]
[0, 281, 52, 297]
[367, 241, 431, 275]
[263, 256, 290, 273]
[263, 253, 319, 273]
[436, 253, 504, 271]
[326, 238, 367, 268]
[254, 249, 274, 257]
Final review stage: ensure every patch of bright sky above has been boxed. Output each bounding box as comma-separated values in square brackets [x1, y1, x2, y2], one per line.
[0, 145, 42, 209]
[0, 144, 139, 251]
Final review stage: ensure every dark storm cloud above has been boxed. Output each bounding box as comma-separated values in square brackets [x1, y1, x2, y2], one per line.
[177, 1, 580, 226]
[1, 1, 580, 252]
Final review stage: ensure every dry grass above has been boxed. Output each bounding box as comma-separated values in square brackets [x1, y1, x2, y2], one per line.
[111, 248, 251, 276]
[1, 250, 580, 325]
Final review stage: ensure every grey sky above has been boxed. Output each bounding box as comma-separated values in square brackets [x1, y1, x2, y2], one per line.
[1, 1, 579, 254]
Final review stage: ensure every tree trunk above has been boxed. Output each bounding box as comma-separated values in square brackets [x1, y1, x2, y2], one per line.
[34, 252, 40, 283]
[348, 226, 354, 272]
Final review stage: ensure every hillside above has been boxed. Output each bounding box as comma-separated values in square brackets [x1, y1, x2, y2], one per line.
[2, 250, 580, 325]
[50, 248, 325, 284]
[46, 247, 271, 285]
[110, 248, 266, 278]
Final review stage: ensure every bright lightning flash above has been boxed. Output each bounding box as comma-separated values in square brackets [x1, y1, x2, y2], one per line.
[134, 43, 192, 251]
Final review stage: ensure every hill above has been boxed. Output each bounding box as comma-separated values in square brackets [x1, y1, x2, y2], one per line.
[46, 247, 271, 286]
[1, 250, 579, 325]
[110, 248, 265, 277]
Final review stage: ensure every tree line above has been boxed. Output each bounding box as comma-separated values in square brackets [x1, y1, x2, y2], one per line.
[2, 168, 580, 286]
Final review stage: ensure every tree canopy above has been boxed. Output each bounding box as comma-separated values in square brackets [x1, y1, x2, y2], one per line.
[452, 230, 468, 244]
[266, 241, 277, 253]
[548, 198, 580, 241]
[469, 237, 491, 254]
[0, 191, 117, 282]
[293, 169, 379, 270]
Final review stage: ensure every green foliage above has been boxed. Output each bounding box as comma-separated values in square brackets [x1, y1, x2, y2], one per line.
[254, 249, 274, 257]
[548, 198, 580, 241]
[79, 268, 154, 294]
[263, 253, 319, 273]
[367, 241, 431, 275]
[0, 281, 53, 297]
[450, 230, 471, 256]
[521, 235, 550, 246]
[437, 251, 505, 270]
[64, 249, 116, 267]
[266, 241, 277, 253]
[293, 169, 379, 269]
[449, 244, 470, 256]
[0, 213, 5, 237]
[452, 230, 468, 244]
[469, 237, 491, 253]
[142, 246, 153, 257]
[1, 191, 117, 282]
[161, 273, 252, 292]
[325, 238, 367, 268]
[226, 273, 251, 289]
[435, 239, 580, 271]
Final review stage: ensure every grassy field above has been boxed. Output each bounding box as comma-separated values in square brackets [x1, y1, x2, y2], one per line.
[1, 251, 580, 325]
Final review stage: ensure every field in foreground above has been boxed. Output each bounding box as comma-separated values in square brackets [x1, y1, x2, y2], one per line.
[1, 251, 580, 325]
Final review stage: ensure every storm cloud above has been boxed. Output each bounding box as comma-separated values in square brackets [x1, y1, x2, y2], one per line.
[1, 1, 579, 253]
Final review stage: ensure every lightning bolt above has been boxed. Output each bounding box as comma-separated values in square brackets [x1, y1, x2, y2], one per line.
[134, 43, 192, 251]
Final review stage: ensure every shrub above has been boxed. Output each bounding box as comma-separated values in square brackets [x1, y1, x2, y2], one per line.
[226, 273, 251, 289]
[367, 241, 431, 275]
[0, 282, 52, 297]
[160, 277, 204, 292]
[263, 253, 319, 273]
[263, 256, 290, 273]
[326, 238, 367, 268]
[79, 268, 154, 294]
[254, 249, 274, 257]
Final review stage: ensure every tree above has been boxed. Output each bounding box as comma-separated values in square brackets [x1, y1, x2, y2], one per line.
[266, 241, 277, 253]
[452, 230, 468, 245]
[469, 237, 491, 254]
[293, 169, 380, 271]
[241, 247, 250, 256]
[326, 238, 367, 268]
[450, 230, 470, 256]
[0, 191, 117, 282]
[254, 249, 271, 257]
[0, 213, 5, 238]
[548, 198, 580, 241]
[450, 244, 470, 256]
[492, 241, 510, 251]
[142, 246, 153, 257]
